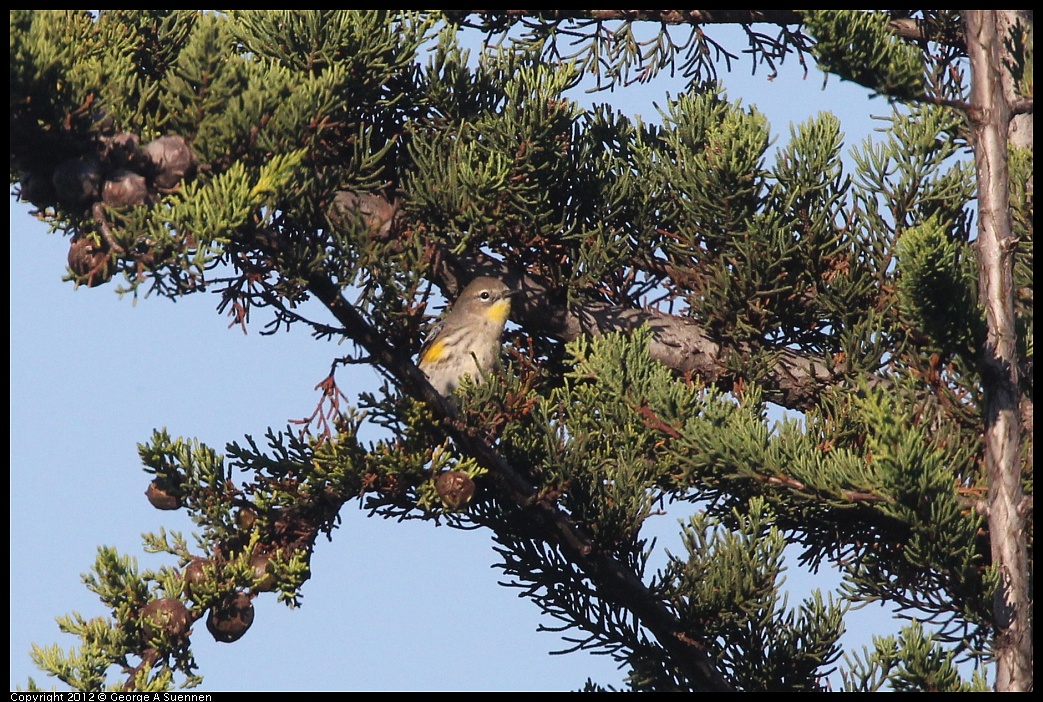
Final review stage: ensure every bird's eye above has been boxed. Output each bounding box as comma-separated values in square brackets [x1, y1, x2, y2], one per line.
[480, 291, 491, 300]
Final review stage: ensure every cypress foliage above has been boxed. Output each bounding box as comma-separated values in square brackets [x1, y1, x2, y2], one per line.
[10, 10, 1031, 691]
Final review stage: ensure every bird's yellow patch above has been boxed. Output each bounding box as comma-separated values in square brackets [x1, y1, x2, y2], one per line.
[484, 298, 511, 325]
[420, 339, 448, 365]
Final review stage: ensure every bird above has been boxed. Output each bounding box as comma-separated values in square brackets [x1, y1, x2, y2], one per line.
[418, 276, 516, 396]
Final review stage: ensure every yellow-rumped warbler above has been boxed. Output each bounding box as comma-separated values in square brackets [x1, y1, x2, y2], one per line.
[418, 276, 516, 396]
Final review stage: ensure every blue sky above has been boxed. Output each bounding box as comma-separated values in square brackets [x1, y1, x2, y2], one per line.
[11, 23, 915, 691]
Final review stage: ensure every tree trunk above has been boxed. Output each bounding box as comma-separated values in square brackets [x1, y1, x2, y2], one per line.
[963, 10, 1032, 692]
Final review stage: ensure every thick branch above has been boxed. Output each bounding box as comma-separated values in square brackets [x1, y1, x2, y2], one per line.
[887, 16, 968, 50]
[447, 252, 847, 412]
[964, 10, 1031, 693]
[453, 10, 969, 49]
[328, 191, 854, 411]
[304, 270, 734, 691]
[451, 10, 805, 26]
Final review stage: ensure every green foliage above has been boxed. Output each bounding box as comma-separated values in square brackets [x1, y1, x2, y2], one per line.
[30, 546, 201, 692]
[1001, 14, 1033, 101]
[841, 621, 991, 691]
[10, 9, 1029, 693]
[850, 103, 975, 239]
[664, 501, 847, 691]
[468, 330, 848, 690]
[895, 215, 981, 354]
[803, 10, 925, 100]
[477, 329, 985, 690]
[1008, 144, 1034, 373]
[405, 47, 583, 253]
[560, 331, 991, 649]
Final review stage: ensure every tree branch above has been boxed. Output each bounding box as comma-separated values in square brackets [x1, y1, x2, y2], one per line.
[447, 251, 851, 412]
[329, 193, 852, 412]
[451, 10, 970, 49]
[449, 10, 805, 26]
[304, 269, 734, 692]
[887, 16, 968, 50]
[964, 10, 1031, 692]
